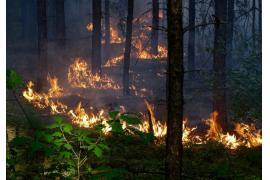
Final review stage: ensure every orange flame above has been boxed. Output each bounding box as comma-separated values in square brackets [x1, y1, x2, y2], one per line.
[86, 23, 93, 32]
[21, 71, 261, 149]
[68, 57, 120, 90]
[205, 112, 262, 149]
[22, 76, 67, 114]
[104, 54, 124, 67]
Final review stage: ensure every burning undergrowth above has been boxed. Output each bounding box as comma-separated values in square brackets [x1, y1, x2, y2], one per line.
[68, 57, 120, 90]
[22, 62, 262, 149]
[87, 14, 168, 68]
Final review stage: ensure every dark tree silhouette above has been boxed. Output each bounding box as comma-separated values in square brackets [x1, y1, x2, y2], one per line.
[227, 0, 234, 67]
[105, 0, 110, 60]
[55, 0, 66, 47]
[122, 0, 134, 95]
[20, 0, 30, 40]
[252, 0, 256, 48]
[36, 0, 48, 92]
[166, 0, 183, 179]
[92, 0, 102, 75]
[150, 0, 159, 55]
[213, 0, 228, 129]
[259, 0, 261, 35]
[188, 0, 195, 79]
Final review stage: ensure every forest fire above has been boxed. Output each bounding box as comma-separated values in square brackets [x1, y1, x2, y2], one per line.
[68, 57, 120, 90]
[7, 0, 263, 178]
[23, 77, 262, 149]
[142, 100, 167, 139]
[104, 43, 167, 67]
[134, 45, 168, 60]
[205, 112, 262, 149]
[110, 26, 124, 44]
[20, 45, 262, 148]
[104, 54, 124, 67]
[67, 102, 111, 132]
[22, 78, 68, 114]
[86, 21, 124, 44]
[22, 79, 262, 149]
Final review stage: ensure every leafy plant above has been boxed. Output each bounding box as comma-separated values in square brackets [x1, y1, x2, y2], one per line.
[107, 111, 141, 135]
[6, 69, 23, 90]
[8, 116, 111, 179]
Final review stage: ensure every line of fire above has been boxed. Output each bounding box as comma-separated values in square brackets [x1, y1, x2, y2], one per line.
[7, 0, 262, 179]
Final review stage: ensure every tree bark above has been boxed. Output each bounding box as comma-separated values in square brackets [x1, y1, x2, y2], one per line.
[188, 0, 195, 79]
[150, 0, 159, 55]
[36, 0, 48, 92]
[20, 0, 31, 40]
[213, 0, 228, 129]
[259, 0, 261, 35]
[92, 0, 102, 75]
[122, 0, 134, 95]
[55, 0, 66, 47]
[226, 0, 234, 67]
[252, 0, 256, 48]
[166, 0, 183, 179]
[105, 0, 110, 60]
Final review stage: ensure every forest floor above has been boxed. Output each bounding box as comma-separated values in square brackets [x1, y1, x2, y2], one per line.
[6, 89, 261, 179]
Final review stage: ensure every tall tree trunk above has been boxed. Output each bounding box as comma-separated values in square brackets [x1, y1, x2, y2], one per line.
[92, 0, 102, 75]
[259, 0, 261, 35]
[213, 0, 228, 129]
[55, 0, 66, 79]
[188, 0, 195, 79]
[252, 0, 256, 48]
[150, 0, 159, 55]
[226, 0, 234, 122]
[36, 0, 48, 92]
[226, 0, 234, 67]
[55, 0, 66, 47]
[123, 0, 134, 95]
[166, 0, 183, 179]
[105, 0, 110, 61]
[21, 0, 30, 40]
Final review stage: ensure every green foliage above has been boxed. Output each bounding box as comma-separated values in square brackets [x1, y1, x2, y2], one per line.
[138, 132, 155, 144]
[90, 166, 128, 179]
[6, 69, 23, 90]
[120, 114, 141, 125]
[108, 111, 142, 135]
[7, 116, 116, 179]
[7, 112, 148, 178]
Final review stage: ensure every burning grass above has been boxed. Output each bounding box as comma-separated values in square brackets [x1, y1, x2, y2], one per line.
[22, 71, 262, 149]
[68, 57, 120, 90]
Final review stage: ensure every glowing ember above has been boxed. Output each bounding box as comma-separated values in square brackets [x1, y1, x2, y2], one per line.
[86, 23, 93, 32]
[68, 57, 120, 90]
[134, 44, 168, 60]
[86, 20, 124, 44]
[104, 54, 124, 67]
[129, 85, 152, 98]
[110, 27, 124, 44]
